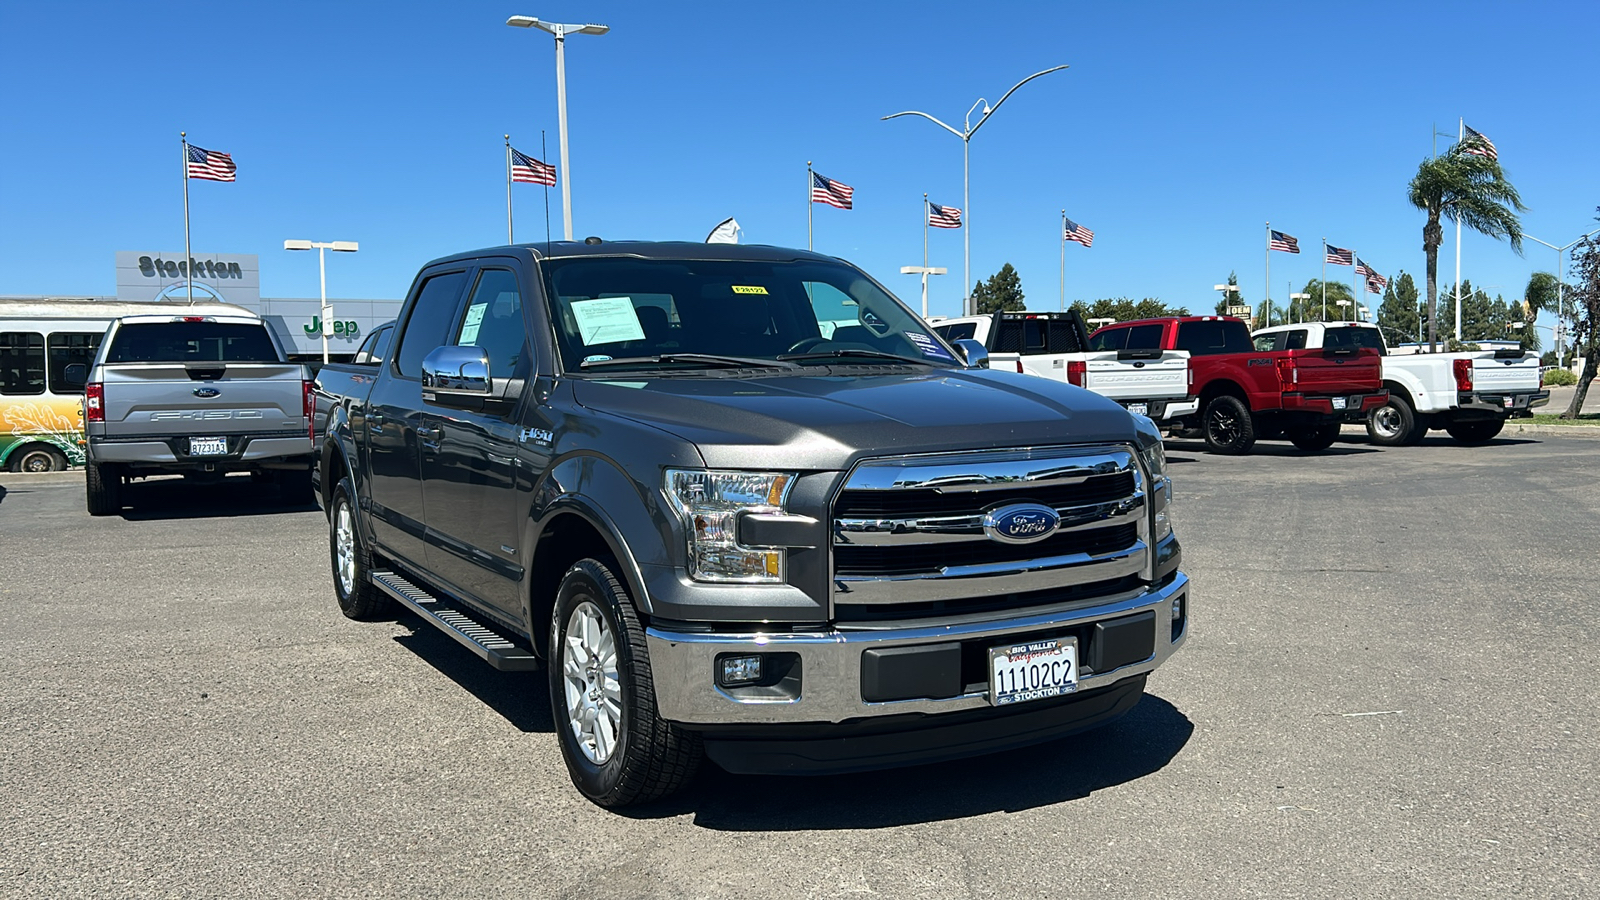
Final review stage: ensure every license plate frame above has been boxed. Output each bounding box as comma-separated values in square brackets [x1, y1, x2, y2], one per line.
[1503, 396, 1514, 409]
[988, 636, 1079, 706]
[188, 436, 228, 457]
[1126, 402, 1149, 417]
[1331, 397, 1348, 410]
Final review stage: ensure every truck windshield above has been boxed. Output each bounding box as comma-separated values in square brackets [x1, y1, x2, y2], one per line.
[540, 257, 957, 372]
[106, 322, 279, 363]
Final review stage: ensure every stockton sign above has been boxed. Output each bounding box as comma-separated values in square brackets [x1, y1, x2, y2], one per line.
[115, 250, 261, 304]
[136, 255, 245, 279]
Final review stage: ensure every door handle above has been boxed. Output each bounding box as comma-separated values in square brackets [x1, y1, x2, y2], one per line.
[417, 424, 443, 439]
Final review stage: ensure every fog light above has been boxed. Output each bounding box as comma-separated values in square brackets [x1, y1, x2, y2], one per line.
[1171, 593, 1186, 641]
[718, 654, 764, 687]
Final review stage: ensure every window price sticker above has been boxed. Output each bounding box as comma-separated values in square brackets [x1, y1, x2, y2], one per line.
[904, 331, 955, 361]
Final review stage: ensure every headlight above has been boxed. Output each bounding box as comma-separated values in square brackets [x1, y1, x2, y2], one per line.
[664, 469, 795, 583]
[1135, 428, 1173, 541]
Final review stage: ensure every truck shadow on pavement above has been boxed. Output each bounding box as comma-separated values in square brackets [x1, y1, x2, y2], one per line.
[116, 478, 321, 521]
[1164, 439, 1379, 457]
[391, 616, 554, 733]
[637, 693, 1194, 829]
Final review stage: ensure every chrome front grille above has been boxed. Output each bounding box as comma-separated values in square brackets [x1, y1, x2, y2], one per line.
[831, 446, 1150, 615]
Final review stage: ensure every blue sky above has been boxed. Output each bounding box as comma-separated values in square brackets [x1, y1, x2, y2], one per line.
[2, 1, 1595, 342]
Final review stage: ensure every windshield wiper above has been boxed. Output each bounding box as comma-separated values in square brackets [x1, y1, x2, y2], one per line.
[777, 349, 935, 365]
[579, 353, 799, 370]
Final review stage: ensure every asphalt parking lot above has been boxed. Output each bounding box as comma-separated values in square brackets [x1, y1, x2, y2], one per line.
[2, 433, 1596, 899]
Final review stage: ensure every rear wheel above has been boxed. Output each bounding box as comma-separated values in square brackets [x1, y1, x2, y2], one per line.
[1202, 395, 1256, 455]
[1445, 418, 1504, 445]
[1366, 396, 1417, 446]
[550, 558, 701, 808]
[329, 477, 390, 620]
[1287, 420, 1341, 451]
[12, 444, 67, 473]
[85, 462, 122, 516]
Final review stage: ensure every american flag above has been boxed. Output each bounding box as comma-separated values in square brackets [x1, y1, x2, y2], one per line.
[1269, 230, 1300, 253]
[811, 172, 854, 210]
[511, 147, 557, 186]
[1461, 124, 1498, 161]
[186, 144, 236, 182]
[1063, 217, 1094, 247]
[1354, 257, 1373, 277]
[1365, 268, 1388, 293]
[1325, 245, 1353, 266]
[927, 202, 961, 229]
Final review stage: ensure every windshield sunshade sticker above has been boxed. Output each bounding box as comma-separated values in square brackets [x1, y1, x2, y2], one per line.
[904, 331, 955, 360]
[731, 285, 769, 295]
[571, 297, 646, 345]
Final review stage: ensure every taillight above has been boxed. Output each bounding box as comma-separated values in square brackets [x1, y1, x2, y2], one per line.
[1275, 358, 1297, 387]
[1453, 359, 1473, 392]
[85, 382, 104, 423]
[1016, 359, 1024, 374]
[303, 380, 316, 439]
[1066, 360, 1086, 386]
[1187, 361, 1193, 386]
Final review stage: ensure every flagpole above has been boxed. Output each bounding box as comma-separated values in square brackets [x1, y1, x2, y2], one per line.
[807, 161, 814, 252]
[505, 135, 514, 245]
[1263, 222, 1270, 328]
[1353, 250, 1361, 322]
[1321, 239, 1327, 322]
[541, 131, 551, 248]
[922, 194, 930, 318]
[1454, 117, 1463, 342]
[1059, 210, 1066, 312]
[181, 132, 193, 306]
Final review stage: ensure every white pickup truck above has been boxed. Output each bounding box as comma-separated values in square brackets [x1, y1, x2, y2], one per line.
[931, 312, 1196, 422]
[1250, 321, 1547, 445]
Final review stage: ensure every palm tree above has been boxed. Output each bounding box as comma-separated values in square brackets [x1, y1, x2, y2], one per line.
[1407, 149, 1526, 351]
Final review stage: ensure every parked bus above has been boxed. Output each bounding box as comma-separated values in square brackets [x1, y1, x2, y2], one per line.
[0, 298, 256, 471]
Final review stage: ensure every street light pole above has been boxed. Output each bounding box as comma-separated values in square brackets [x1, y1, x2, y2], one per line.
[284, 240, 359, 364]
[507, 16, 610, 242]
[1526, 227, 1600, 367]
[882, 65, 1070, 317]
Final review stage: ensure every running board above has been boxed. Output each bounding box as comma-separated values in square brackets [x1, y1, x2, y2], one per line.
[370, 569, 540, 671]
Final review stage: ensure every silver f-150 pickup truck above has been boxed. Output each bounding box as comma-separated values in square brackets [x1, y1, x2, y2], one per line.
[314, 240, 1189, 808]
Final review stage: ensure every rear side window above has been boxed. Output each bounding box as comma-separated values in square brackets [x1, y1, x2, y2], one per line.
[395, 271, 468, 377]
[1253, 333, 1282, 352]
[1325, 326, 1385, 353]
[1089, 327, 1126, 351]
[0, 331, 46, 395]
[1286, 330, 1308, 350]
[106, 323, 278, 362]
[48, 332, 102, 392]
[933, 322, 977, 343]
[1122, 324, 1164, 350]
[1176, 320, 1252, 355]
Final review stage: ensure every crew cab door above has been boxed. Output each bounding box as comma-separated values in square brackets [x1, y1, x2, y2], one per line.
[1177, 318, 1277, 406]
[417, 264, 531, 618]
[366, 268, 469, 564]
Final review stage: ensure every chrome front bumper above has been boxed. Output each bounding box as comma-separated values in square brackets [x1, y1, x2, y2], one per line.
[645, 571, 1188, 726]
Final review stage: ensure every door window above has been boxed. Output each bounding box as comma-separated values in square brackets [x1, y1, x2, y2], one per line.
[1253, 332, 1284, 352]
[47, 332, 101, 393]
[1176, 320, 1253, 355]
[1122, 323, 1165, 350]
[1089, 327, 1127, 351]
[395, 271, 469, 377]
[0, 332, 46, 395]
[454, 269, 529, 378]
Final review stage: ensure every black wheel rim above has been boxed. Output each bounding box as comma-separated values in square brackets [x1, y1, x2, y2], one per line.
[1208, 407, 1239, 445]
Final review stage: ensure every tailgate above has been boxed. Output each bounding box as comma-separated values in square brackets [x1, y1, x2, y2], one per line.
[1286, 350, 1382, 393]
[99, 363, 309, 438]
[1472, 354, 1541, 392]
[1082, 351, 1189, 400]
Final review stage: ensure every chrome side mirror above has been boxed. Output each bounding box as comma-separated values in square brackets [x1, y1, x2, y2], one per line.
[421, 345, 491, 394]
[953, 339, 989, 369]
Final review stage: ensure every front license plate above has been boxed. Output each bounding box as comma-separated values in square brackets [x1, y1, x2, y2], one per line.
[188, 437, 227, 456]
[1126, 402, 1148, 416]
[1331, 397, 1348, 410]
[989, 637, 1078, 706]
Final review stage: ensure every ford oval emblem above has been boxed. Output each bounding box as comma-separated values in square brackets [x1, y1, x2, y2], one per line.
[982, 503, 1060, 545]
[193, 387, 221, 398]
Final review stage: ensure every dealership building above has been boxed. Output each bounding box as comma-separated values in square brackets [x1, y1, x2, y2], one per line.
[8, 251, 404, 363]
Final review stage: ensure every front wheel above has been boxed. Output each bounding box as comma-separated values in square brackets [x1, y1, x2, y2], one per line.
[1287, 420, 1341, 451]
[1445, 418, 1504, 445]
[550, 558, 701, 808]
[1202, 395, 1257, 455]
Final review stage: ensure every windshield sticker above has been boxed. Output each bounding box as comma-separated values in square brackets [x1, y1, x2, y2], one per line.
[904, 331, 955, 361]
[583, 354, 613, 364]
[731, 285, 769, 295]
[458, 303, 487, 344]
[571, 297, 646, 345]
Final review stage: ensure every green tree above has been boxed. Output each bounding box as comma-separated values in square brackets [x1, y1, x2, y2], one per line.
[1524, 271, 1566, 362]
[1376, 271, 1421, 344]
[1213, 271, 1246, 315]
[1290, 279, 1357, 322]
[1068, 297, 1190, 322]
[973, 263, 1026, 313]
[1561, 215, 1600, 418]
[1407, 146, 1526, 351]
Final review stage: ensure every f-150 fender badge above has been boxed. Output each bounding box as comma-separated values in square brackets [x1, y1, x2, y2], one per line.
[519, 427, 554, 445]
[982, 503, 1060, 545]
[193, 387, 221, 398]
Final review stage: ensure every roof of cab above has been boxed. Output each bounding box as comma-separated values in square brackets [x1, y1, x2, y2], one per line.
[420, 240, 842, 270]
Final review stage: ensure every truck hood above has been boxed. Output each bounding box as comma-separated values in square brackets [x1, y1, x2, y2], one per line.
[572, 368, 1140, 470]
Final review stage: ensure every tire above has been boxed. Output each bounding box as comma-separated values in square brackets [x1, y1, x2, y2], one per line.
[277, 467, 315, 506]
[85, 462, 122, 516]
[549, 558, 702, 808]
[1366, 396, 1417, 447]
[11, 444, 68, 473]
[1403, 413, 1433, 446]
[329, 476, 391, 620]
[1287, 420, 1341, 452]
[1445, 418, 1504, 445]
[1202, 395, 1257, 455]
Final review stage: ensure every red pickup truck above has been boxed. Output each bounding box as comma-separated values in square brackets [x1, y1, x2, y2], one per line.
[1089, 316, 1386, 454]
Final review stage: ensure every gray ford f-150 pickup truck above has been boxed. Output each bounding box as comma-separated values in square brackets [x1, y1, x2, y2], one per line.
[316, 240, 1189, 808]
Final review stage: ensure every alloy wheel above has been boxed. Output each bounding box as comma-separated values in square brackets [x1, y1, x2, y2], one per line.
[334, 501, 358, 596]
[1372, 406, 1403, 439]
[562, 600, 622, 765]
